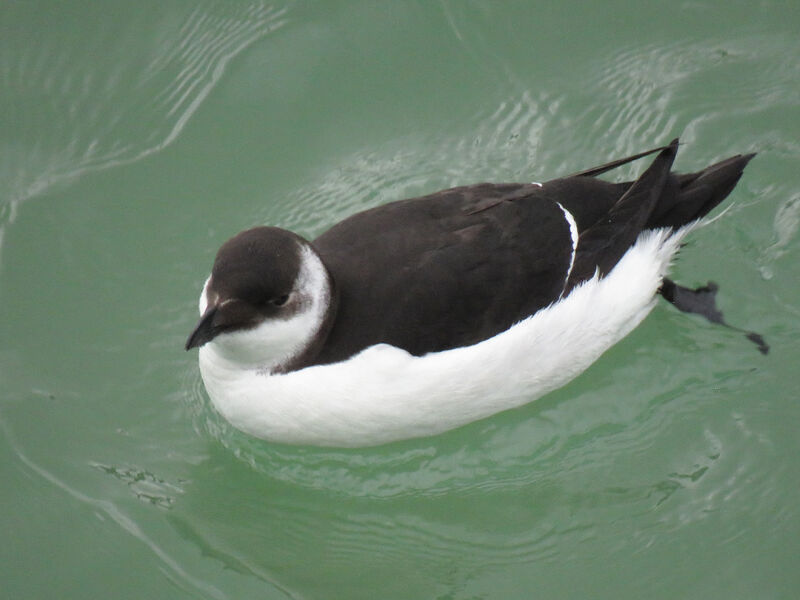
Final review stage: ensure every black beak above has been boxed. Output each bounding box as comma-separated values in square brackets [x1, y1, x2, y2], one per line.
[185, 306, 218, 351]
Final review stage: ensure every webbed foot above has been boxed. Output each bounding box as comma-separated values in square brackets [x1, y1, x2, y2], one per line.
[660, 278, 769, 355]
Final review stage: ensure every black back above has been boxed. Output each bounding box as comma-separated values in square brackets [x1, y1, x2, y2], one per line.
[299, 142, 754, 367]
[312, 184, 573, 364]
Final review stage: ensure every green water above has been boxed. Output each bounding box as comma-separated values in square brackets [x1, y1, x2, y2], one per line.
[2, 1, 799, 598]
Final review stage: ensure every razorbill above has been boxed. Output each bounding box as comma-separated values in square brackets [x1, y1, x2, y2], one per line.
[186, 139, 764, 447]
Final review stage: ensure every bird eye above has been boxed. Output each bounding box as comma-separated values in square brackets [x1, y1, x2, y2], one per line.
[272, 294, 289, 307]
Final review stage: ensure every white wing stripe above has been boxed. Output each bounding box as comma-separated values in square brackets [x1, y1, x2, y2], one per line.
[557, 202, 578, 296]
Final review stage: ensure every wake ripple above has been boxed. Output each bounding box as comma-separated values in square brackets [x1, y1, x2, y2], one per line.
[574, 34, 800, 159]
[275, 89, 562, 238]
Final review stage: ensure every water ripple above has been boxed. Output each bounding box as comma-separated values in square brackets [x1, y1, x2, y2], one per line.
[0, 416, 228, 600]
[90, 461, 185, 509]
[578, 33, 800, 157]
[0, 1, 289, 260]
[274, 89, 560, 239]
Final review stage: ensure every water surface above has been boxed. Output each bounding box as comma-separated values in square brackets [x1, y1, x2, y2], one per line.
[2, 2, 799, 598]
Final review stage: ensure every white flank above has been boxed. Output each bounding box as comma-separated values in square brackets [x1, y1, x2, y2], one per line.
[198, 227, 689, 447]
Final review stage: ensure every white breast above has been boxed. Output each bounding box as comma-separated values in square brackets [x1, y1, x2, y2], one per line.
[198, 227, 688, 447]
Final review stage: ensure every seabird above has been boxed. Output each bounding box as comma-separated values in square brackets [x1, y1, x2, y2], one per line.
[186, 138, 764, 447]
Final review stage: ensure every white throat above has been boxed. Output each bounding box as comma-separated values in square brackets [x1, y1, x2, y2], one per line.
[199, 244, 332, 374]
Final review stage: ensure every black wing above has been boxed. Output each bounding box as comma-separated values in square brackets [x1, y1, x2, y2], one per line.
[309, 139, 754, 365]
[311, 183, 575, 364]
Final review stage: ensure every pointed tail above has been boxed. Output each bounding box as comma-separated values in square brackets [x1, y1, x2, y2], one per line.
[648, 153, 756, 229]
